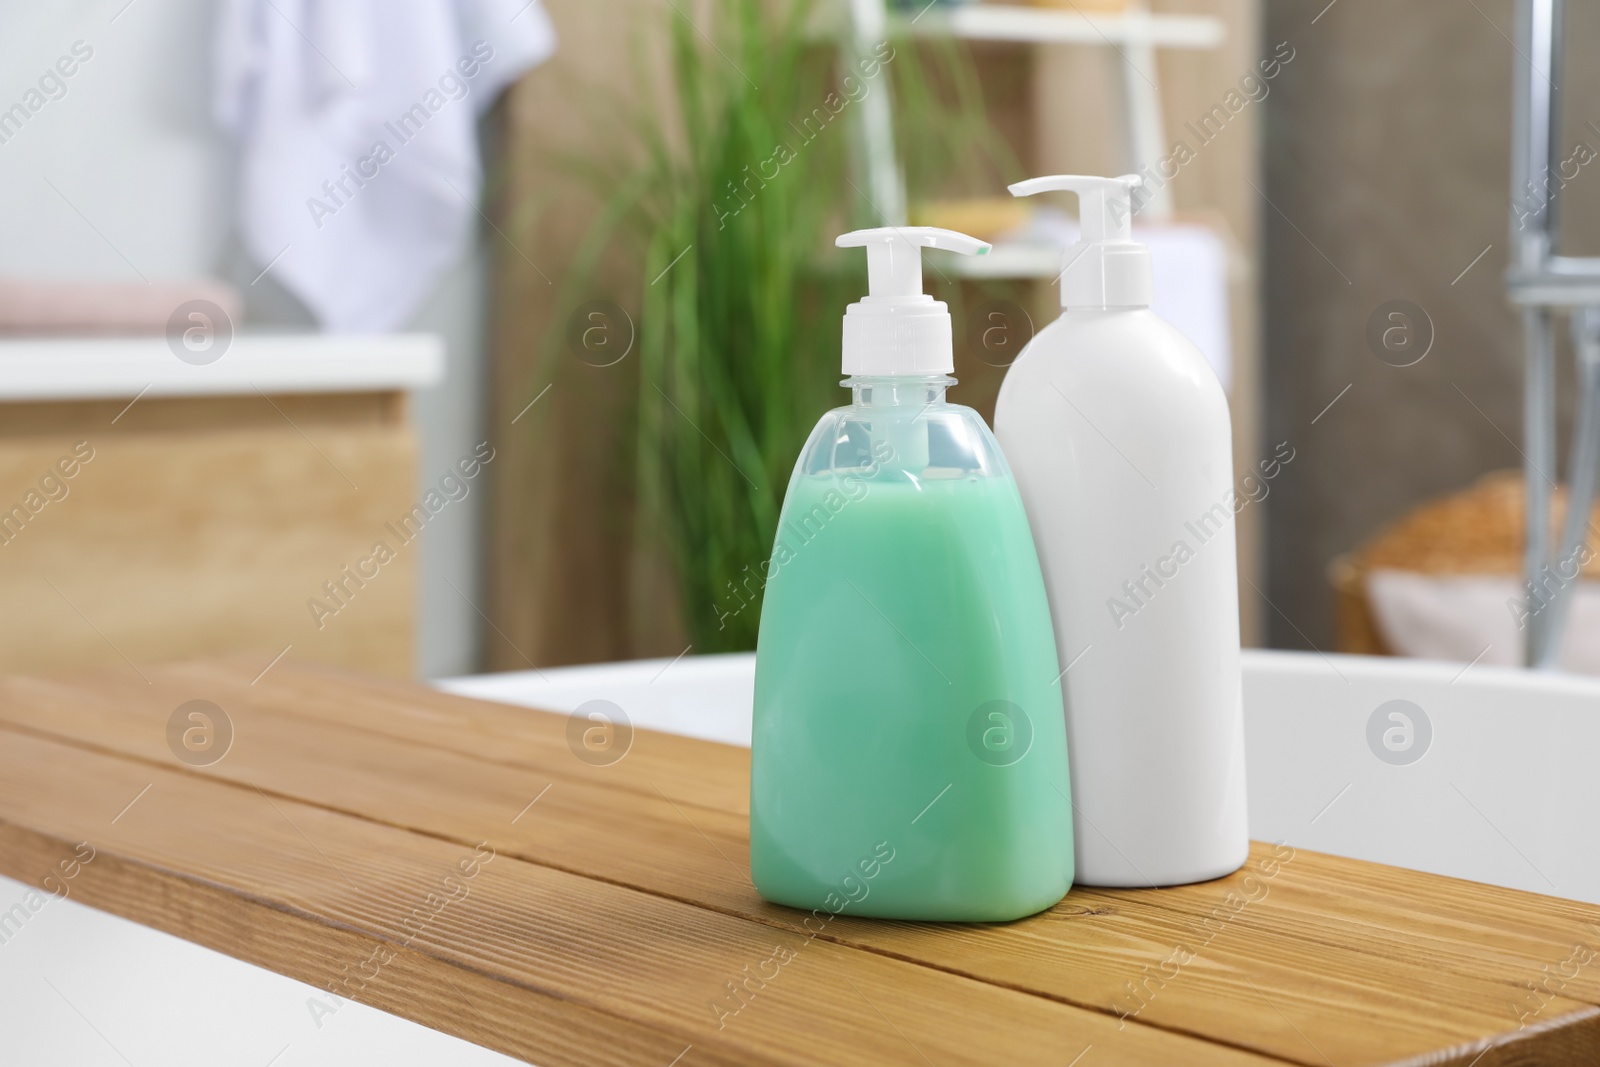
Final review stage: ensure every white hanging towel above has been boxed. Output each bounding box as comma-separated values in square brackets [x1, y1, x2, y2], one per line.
[214, 0, 555, 331]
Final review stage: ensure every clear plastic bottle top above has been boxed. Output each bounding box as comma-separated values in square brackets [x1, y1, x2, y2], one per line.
[801, 375, 1009, 485]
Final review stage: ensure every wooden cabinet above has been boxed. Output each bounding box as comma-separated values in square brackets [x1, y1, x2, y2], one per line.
[0, 336, 440, 677]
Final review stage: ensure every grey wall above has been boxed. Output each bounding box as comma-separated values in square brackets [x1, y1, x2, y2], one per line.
[1262, 0, 1593, 650]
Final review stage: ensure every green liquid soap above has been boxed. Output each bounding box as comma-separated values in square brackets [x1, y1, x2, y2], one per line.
[751, 402, 1074, 922]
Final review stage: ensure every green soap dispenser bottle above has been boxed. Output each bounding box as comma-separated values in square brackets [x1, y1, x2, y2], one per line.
[750, 227, 1074, 922]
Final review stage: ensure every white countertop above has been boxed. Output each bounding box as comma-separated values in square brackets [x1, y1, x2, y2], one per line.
[0, 333, 444, 401]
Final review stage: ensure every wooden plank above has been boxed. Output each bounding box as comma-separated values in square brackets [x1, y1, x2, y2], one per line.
[0, 818, 726, 1067]
[0, 727, 1277, 1067]
[160, 657, 754, 814]
[3, 663, 1600, 1065]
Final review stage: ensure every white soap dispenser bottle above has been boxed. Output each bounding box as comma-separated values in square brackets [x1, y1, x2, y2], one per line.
[994, 174, 1248, 887]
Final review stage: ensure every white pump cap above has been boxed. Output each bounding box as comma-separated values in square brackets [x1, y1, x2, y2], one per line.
[1009, 174, 1153, 310]
[836, 227, 990, 376]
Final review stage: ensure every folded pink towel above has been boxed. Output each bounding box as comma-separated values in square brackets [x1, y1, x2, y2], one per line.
[0, 276, 243, 335]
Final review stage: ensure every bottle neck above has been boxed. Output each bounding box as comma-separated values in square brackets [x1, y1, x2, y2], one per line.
[846, 375, 953, 408]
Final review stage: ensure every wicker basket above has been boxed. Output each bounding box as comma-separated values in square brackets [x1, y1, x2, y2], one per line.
[1330, 470, 1600, 655]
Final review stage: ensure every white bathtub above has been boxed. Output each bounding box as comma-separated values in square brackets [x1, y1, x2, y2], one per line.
[442, 648, 1600, 906]
[1241, 649, 1600, 904]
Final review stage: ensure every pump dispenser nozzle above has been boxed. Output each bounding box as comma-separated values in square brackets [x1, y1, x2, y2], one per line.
[1009, 175, 1152, 310]
[836, 226, 990, 376]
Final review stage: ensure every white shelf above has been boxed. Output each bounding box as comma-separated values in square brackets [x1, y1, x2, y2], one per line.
[892, 5, 1225, 48]
[0, 333, 444, 402]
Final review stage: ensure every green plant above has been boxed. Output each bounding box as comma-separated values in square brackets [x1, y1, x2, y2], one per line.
[641, 0, 856, 653]
[570, 0, 1007, 653]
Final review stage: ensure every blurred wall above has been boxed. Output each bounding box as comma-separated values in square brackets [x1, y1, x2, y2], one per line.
[1262, 0, 1593, 650]
[488, 0, 1267, 668]
[486, 0, 671, 671]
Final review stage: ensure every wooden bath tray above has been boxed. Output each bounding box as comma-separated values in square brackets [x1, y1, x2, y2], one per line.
[0, 658, 1597, 1065]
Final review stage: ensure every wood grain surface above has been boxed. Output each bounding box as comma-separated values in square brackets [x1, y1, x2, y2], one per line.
[0, 394, 417, 678]
[1, 659, 1598, 1066]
